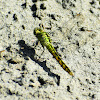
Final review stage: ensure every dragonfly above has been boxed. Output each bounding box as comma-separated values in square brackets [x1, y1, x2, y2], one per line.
[34, 27, 74, 76]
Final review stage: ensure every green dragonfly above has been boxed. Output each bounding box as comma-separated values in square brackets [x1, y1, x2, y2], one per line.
[34, 27, 73, 76]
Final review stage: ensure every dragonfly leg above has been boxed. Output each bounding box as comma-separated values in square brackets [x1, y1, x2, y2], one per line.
[41, 46, 45, 56]
[33, 40, 40, 48]
[34, 41, 45, 61]
[34, 47, 45, 62]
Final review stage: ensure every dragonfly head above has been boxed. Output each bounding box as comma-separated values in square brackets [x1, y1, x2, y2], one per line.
[34, 28, 43, 36]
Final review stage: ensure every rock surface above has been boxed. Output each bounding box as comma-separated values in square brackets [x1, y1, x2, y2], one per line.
[0, 0, 100, 100]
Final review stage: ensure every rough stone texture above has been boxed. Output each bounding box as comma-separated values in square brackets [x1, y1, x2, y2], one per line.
[0, 0, 100, 100]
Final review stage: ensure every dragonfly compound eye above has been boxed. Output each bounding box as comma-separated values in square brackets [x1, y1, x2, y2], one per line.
[34, 28, 43, 36]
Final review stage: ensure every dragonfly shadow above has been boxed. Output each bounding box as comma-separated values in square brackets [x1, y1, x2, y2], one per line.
[18, 40, 60, 85]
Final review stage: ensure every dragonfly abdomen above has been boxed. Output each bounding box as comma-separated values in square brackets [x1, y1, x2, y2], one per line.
[46, 44, 74, 76]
